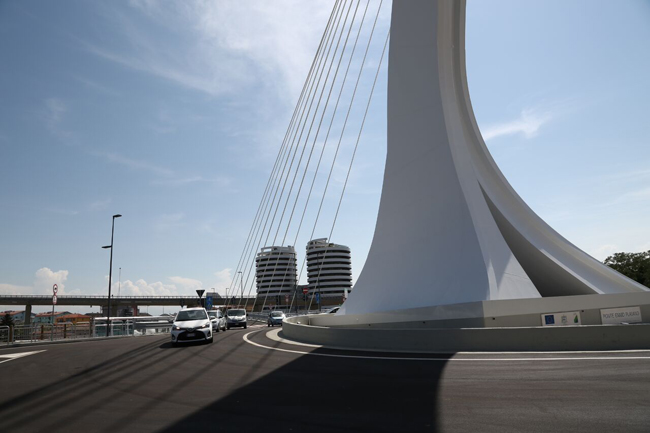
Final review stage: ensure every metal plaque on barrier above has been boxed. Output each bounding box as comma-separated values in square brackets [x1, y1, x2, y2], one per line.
[600, 306, 642, 325]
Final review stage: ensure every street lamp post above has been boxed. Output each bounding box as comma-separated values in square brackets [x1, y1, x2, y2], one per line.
[237, 271, 243, 307]
[102, 214, 122, 336]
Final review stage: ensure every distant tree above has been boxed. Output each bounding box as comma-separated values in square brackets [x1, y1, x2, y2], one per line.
[604, 250, 650, 288]
[0, 313, 15, 327]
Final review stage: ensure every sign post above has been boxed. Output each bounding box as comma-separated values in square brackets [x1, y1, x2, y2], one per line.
[51, 284, 58, 341]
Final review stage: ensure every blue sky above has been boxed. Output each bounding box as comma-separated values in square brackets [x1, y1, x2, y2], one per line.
[1, 0, 649, 314]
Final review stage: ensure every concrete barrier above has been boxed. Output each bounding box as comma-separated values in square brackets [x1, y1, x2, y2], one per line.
[283, 316, 650, 352]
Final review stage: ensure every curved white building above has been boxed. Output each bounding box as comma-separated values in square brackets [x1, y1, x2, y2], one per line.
[255, 246, 297, 300]
[307, 238, 352, 300]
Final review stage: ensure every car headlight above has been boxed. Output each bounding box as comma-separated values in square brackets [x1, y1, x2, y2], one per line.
[172, 325, 181, 331]
[200, 323, 210, 329]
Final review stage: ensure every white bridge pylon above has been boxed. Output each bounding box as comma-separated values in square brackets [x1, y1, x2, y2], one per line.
[341, 0, 648, 316]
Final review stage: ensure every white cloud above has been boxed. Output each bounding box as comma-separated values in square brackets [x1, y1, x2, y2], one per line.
[87, 0, 334, 101]
[150, 175, 232, 187]
[42, 98, 175, 179]
[590, 244, 620, 261]
[34, 268, 71, 294]
[90, 150, 175, 177]
[117, 279, 177, 296]
[75, 76, 121, 96]
[0, 283, 33, 296]
[44, 207, 79, 216]
[615, 187, 650, 203]
[89, 198, 112, 211]
[482, 108, 552, 141]
[45, 98, 66, 126]
[154, 213, 186, 232]
[168, 276, 203, 291]
[116, 272, 231, 297]
[43, 98, 74, 142]
[212, 268, 232, 294]
[0, 268, 77, 296]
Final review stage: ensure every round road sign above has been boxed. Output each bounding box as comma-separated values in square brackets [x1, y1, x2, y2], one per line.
[53, 284, 58, 294]
[52, 295, 58, 305]
[302, 287, 308, 295]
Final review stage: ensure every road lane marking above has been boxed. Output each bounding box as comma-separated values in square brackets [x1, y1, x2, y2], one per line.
[243, 330, 650, 362]
[0, 350, 46, 365]
[265, 328, 650, 355]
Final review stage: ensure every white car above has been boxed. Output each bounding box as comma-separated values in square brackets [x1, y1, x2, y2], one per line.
[208, 309, 227, 332]
[226, 308, 248, 329]
[171, 307, 213, 345]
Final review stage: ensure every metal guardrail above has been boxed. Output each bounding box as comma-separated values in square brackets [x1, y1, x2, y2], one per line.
[0, 318, 173, 345]
[0, 326, 9, 346]
[247, 312, 308, 325]
[0, 295, 213, 300]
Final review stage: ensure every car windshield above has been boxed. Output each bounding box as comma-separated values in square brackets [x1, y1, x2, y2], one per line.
[228, 309, 245, 316]
[271, 312, 284, 317]
[176, 310, 207, 321]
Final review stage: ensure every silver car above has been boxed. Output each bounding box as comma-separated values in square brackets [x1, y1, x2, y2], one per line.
[208, 309, 227, 332]
[171, 307, 213, 345]
[267, 311, 286, 327]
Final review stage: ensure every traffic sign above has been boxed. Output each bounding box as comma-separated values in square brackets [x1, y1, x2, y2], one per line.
[53, 284, 58, 295]
[315, 292, 320, 303]
[302, 287, 308, 295]
[196, 289, 205, 298]
[206, 296, 213, 310]
[52, 295, 57, 305]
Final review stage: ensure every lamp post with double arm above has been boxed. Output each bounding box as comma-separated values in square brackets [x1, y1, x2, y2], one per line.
[102, 214, 122, 336]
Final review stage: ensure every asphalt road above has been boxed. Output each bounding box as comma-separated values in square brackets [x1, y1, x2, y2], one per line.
[0, 324, 649, 433]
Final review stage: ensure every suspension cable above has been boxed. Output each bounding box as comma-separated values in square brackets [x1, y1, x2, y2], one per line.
[305, 0, 385, 312]
[241, 0, 350, 310]
[224, 0, 342, 309]
[257, 0, 363, 313]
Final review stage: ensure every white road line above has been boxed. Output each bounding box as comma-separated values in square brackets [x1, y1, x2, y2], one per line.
[265, 328, 650, 355]
[0, 350, 46, 365]
[243, 330, 650, 362]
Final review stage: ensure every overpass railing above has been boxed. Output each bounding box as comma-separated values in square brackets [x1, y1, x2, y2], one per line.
[0, 323, 95, 344]
[0, 317, 173, 346]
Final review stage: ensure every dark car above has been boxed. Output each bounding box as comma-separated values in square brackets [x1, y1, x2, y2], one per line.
[267, 311, 286, 327]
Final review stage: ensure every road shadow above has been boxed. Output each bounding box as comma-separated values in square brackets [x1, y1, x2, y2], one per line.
[156, 341, 452, 432]
[0, 335, 215, 432]
[159, 340, 211, 349]
[0, 330, 451, 432]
